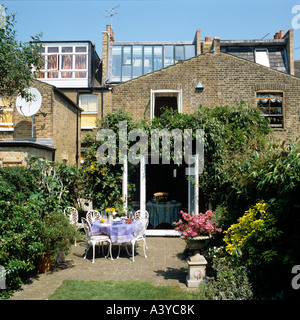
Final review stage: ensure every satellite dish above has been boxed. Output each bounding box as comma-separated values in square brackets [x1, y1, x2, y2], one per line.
[16, 88, 42, 117]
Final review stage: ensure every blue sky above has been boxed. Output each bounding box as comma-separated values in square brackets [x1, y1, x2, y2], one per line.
[2, 0, 300, 59]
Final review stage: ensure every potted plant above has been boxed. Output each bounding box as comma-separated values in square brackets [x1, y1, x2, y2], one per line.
[36, 210, 79, 273]
[174, 210, 222, 253]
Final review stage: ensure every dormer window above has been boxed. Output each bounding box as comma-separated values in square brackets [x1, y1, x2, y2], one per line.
[37, 43, 90, 88]
[254, 49, 270, 68]
[110, 44, 196, 83]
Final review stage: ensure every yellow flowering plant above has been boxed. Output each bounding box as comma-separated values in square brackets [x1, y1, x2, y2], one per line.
[223, 202, 282, 264]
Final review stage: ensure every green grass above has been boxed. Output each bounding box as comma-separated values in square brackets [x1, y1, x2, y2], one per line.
[49, 280, 201, 300]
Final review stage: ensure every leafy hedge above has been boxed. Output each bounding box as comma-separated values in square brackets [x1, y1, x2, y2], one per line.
[0, 161, 80, 299]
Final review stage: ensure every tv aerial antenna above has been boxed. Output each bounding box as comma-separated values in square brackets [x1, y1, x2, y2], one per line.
[105, 5, 119, 29]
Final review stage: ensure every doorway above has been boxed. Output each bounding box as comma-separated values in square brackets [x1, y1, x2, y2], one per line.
[154, 96, 177, 117]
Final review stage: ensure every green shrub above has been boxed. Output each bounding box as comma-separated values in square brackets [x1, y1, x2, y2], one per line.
[199, 257, 253, 300]
[0, 161, 81, 299]
[223, 202, 282, 265]
[0, 198, 45, 298]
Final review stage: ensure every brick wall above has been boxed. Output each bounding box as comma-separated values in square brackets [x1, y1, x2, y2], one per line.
[0, 146, 53, 167]
[108, 50, 300, 143]
[0, 80, 81, 166]
[53, 89, 80, 165]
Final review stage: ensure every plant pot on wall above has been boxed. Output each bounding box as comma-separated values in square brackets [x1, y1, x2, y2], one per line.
[36, 253, 53, 273]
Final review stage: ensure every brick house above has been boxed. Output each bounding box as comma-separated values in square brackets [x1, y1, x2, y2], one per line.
[97, 26, 300, 230]
[2, 26, 300, 230]
[0, 80, 81, 166]
[101, 27, 299, 143]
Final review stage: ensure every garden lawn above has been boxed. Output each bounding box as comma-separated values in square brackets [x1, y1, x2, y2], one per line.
[49, 280, 201, 300]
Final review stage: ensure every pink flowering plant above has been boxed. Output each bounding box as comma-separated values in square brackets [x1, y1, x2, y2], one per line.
[174, 210, 222, 238]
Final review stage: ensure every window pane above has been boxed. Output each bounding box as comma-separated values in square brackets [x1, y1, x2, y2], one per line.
[76, 46, 87, 53]
[144, 46, 153, 74]
[123, 46, 132, 65]
[61, 72, 72, 78]
[175, 46, 184, 61]
[132, 46, 142, 78]
[48, 47, 58, 53]
[89, 96, 98, 112]
[122, 65, 132, 81]
[62, 47, 73, 53]
[82, 114, 97, 128]
[75, 72, 87, 78]
[47, 72, 59, 78]
[112, 46, 122, 82]
[75, 55, 86, 69]
[80, 95, 98, 112]
[47, 55, 58, 70]
[61, 55, 73, 69]
[154, 46, 163, 71]
[1, 107, 13, 124]
[269, 116, 283, 127]
[164, 45, 174, 67]
[185, 45, 195, 59]
[80, 95, 89, 112]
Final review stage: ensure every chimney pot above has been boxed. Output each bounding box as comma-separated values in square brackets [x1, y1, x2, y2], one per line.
[205, 36, 211, 42]
[279, 30, 284, 38]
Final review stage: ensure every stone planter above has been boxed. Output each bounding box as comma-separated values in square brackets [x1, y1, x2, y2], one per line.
[185, 235, 211, 254]
[184, 236, 211, 288]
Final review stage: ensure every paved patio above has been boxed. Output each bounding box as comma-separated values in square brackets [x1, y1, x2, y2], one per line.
[9, 236, 191, 300]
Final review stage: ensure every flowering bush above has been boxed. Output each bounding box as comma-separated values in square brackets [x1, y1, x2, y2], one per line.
[174, 210, 222, 238]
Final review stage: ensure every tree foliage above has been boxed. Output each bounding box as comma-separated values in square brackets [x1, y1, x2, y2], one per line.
[0, 7, 43, 101]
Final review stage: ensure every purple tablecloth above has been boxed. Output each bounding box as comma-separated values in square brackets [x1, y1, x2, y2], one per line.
[92, 220, 140, 243]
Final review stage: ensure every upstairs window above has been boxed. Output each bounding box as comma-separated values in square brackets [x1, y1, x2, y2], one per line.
[38, 44, 88, 80]
[256, 92, 284, 128]
[254, 49, 270, 68]
[0, 96, 13, 131]
[110, 44, 196, 82]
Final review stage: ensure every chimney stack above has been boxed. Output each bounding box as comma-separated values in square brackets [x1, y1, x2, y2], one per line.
[106, 25, 115, 42]
[202, 36, 212, 53]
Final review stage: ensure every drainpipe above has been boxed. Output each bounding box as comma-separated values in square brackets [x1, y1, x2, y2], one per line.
[76, 94, 80, 167]
[101, 87, 104, 119]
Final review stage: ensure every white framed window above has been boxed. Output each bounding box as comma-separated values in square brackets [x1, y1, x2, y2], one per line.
[79, 94, 98, 129]
[0, 96, 14, 131]
[38, 44, 88, 80]
[254, 49, 270, 68]
[150, 89, 182, 119]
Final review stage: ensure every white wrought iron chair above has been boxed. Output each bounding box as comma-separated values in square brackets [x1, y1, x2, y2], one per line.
[128, 217, 148, 262]
[81, 217, 113, 263]
[64, 206, 83, 246]
[86, 210, 102, 225]
[114, 211, 149, 260]
[133, 210, 149, 249]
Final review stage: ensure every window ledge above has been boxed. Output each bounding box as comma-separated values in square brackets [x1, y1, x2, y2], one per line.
[272, 128, 286, 131]
[81, 126, 97, 130]
[0, 128, 14, 132]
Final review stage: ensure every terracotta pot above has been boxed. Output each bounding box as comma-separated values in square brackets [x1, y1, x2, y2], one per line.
[36, 253, 53, 273]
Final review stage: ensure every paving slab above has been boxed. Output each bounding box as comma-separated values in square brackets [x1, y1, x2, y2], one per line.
[9, 237, 191, 300]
